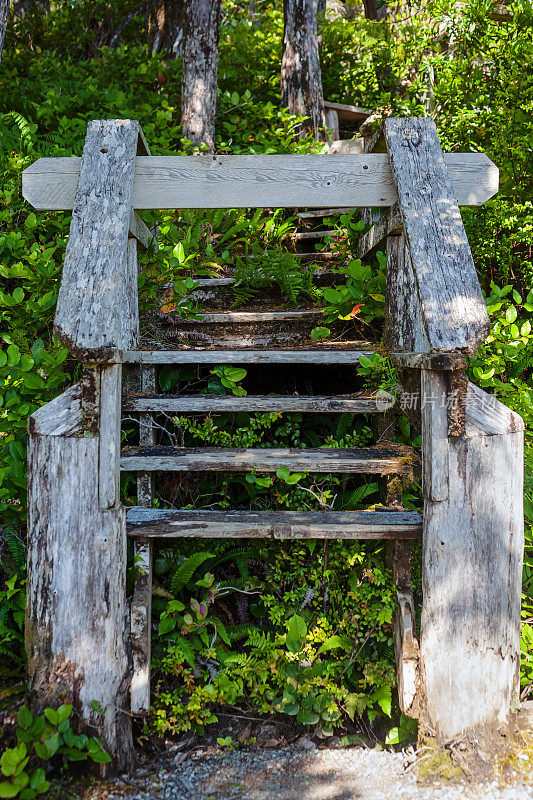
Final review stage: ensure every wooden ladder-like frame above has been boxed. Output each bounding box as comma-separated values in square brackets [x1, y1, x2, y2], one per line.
[22, 119, 523, 771]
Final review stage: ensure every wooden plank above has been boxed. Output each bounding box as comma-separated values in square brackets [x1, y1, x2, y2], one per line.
[327, 139, 365, 155]
[126, 365, 155, 716]
[392, 352, 465, 371]
[323, 100, 371, 121]
[174, 310, 323, 324]
[420, 417, 524, 740]
[325, 109, 340, 141]
[395, 590, 420, 718]
[123, 393, 384, 414]
[121, 349, 464, 369]
[385, 233, 430, 353]
[129, 210, 157, 250]
[125, 239, 139, 353]
[421, 370, 449, 502]
[23, 152, 499, 210]
[384, 118, 491, 354]
[126, 508, 422, 539]
[120, 444, 416, 475]
[130, 538, 152, 715]
[465, 381, 525, 437]
[28, 383, 83, 437]
[98, 364, 122, 510]
[26, 433, 132, 770]
[53, 120, 142, 361]
[293, 229, 338, 240]
[356, 203, 402, 261]
[123, 348, 377, 365]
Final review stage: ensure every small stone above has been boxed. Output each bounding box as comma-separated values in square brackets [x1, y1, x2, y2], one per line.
[296, 736, 316, 751]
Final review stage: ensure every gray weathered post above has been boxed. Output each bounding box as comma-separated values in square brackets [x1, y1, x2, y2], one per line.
[25, 120, 152, 772]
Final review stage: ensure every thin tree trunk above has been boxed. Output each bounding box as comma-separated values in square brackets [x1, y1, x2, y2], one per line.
[363, 0, 387, 22]
[363, 0, 397, 96]
[148, 0, 182, 56]
[0, 0, 9, 64]
[181, 0, 221, 151]
[281, 0, 326, 141]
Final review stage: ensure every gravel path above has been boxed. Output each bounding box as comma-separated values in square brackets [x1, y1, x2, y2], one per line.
[86, 744, 533, 800]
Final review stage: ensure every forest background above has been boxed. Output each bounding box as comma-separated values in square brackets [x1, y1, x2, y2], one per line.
[0, 0, 532, 782]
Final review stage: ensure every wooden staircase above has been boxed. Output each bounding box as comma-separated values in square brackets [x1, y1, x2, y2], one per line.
[22, 117, 524, 771]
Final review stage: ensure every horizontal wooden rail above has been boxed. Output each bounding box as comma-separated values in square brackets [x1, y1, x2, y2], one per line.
[23, 153, 498, 210]
[120, 445, 415, 474]
[123, 393, 386, 414]
[126, 508, 422, 539]
[121, 347, 377, 364]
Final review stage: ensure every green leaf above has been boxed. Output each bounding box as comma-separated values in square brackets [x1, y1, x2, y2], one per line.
[297, 708, 319, 725]
[57, 704, 72, 723]
[62, 749, 87, 762]
[24, 214, 37, 230]
[287, 614, 307, 642]
[322, 287, 341, 304]
[310, 326, 331, 340]
[0, 782, 21, 798]
[372, 685, 392, 717]
[16, 707, 32, 730]
[317, 635, 352, 654]
[22, 373, 45, 390]
[282, 702, 299, 715]
[7, 344, 20, 367]
[43, 708, 59, 726]
[505, 305, 517, 323]
[170, 552, 214, 594]
[158, 616, 177, 635]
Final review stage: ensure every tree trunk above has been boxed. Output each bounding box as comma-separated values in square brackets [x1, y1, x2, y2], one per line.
[148, 0, 182, 56]
[12, 0, 48, 18]
[281, 0, 326, 140]
[181, 0, 221, 151]
[362, 0, 387, 21]
[0, 0, 9, 64]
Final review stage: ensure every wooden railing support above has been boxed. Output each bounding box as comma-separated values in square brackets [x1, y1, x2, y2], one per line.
[26, 384, 132, 773]
[419, 373, 524, 741]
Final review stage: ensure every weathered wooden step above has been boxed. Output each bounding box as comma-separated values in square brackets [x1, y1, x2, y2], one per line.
[293, 229, 339, 240]
[299, 208, 357, 220]
[126, 508, 422, 539]
[123, 346, 376, 364]
[123, 392, 387, 414]
[120, 445, 415, 474]
[155, 308, 359, 348]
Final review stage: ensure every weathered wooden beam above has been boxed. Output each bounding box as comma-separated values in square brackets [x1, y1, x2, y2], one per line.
[122, 348, 377, 365]
[53, 120, 143, 361]
[327, 139, 364, 155]
[421, 370, 449, 502]
[123, 393, 385, 414]
[385, 232, 430, 354]
[384, 118, 491, 355]
[129, 210, 157, 250]
[27, 383, 83, 437]
[419, 380, 524, 741]
[128, 365, 155, 717]
[395, 590, 420, 718]
[120, 444, 416, 475]
[26, 410, 132, 771]
[23, 152, 499, 210]
[391, 352, 466, 371]
[98, 364, 122, 510]
[323, 100, 371, 121]
[126, 508, 422, 539]
[356, 203, 402, 261]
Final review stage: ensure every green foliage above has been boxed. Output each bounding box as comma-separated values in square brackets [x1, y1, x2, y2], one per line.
[232, 247, 317, 306]
[0, 704, 110, 798]
[0, 575, 25, 679]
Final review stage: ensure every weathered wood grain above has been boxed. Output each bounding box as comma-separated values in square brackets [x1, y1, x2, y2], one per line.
[465, 381, 524, 437]
[172, 310, 323, 323]
[323, 100, 371, 121]
[126, 507, 422, 539]
[26, 433, 131, 771]
[421, 370, 449, 502]
[28, 383, 83, 437]
[395, 590, 420, 718]
[420, 399, 524, 740]
[120, 445, 416, 474]
[129, 365, 154, 716]
[123, 347, 376, 365]
[123, 393, 384, 414]
[22, 152, 499, 210]
[325, 109, 340, 141]
[98, 364, 122, 510]
[327, 138, 364, 155]
[384, 118, 491, 354]
[129, 210, 157, 249]
[385, 233, 430, 353]
[53, 120, 141, 360]
[130, 538, 152, 715]
[356, 203, 402, 261]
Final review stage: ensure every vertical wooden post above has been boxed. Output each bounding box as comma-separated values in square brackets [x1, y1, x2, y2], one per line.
[420, 373, 524, 741]
[26, 385, 132, 773]
[130, 365, 155, 715]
